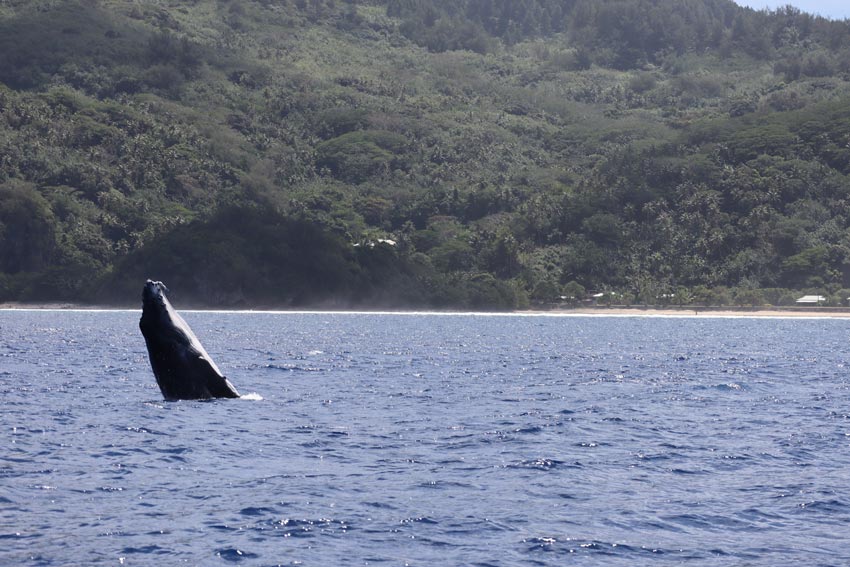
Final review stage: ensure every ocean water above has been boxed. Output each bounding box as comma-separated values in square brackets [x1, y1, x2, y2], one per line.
[2, 310, 850, 566]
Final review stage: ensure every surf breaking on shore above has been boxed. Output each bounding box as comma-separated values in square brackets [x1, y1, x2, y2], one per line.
[4, 303, 850, 319]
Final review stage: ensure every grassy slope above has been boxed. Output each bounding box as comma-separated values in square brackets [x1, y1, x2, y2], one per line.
[1, 1, 850, 306]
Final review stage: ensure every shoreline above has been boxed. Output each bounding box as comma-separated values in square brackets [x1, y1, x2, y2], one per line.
[543, 306, 850, 318]
[3, 302, 850, 318]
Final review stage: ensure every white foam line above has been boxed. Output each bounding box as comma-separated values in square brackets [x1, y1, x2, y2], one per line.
[0, 308, 139, 313]
[154, 310, 850, 319]
[184, 310, 692, 317]
[2, 308, 849, 320]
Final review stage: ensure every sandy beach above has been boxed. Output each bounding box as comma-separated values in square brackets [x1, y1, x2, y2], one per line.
[550, 307, 850, 318]
[0, 302, 114, 311]
[4, 302, 850, 318]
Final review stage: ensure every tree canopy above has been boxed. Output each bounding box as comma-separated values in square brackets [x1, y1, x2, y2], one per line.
[2, 0, 850, 307]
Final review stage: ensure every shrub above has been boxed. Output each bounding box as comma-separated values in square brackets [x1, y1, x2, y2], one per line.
[0, 180, 57, 274]
[316, 131, 407, 183]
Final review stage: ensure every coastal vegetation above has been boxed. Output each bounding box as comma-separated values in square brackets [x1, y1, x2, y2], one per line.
[2, 0, 850, 308]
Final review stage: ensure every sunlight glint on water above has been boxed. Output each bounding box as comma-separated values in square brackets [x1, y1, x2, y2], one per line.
[2, 310, 850, 565]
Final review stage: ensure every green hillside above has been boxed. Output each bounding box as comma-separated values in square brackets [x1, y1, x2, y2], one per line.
[2, 0, 850, 308]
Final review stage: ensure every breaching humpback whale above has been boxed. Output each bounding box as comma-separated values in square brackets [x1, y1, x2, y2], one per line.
[139, 279, 240, 400]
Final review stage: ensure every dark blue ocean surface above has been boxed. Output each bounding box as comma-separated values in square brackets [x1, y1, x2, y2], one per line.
[3, 311, 850, 566]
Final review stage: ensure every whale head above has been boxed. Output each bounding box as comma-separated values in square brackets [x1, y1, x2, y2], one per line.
[140, 279, 183, 339]
[141, 280, 177, 326]
[143, 279, 170, 307]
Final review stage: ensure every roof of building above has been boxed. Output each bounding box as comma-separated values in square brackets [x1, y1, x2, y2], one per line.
[796, 295, 826, 303]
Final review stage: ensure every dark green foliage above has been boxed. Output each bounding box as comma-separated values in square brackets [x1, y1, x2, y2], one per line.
[3, 1, 850, 308]
[0, 180, 56, 274]
[781, 246, 832, 288]
[101, 206, 525, 309]
[726, 123, 798, 161]
[386, 0, 822, 68]
[314, 107, 370, 139]
[106, 207, 363, 306]
[316, 131, 407, 183]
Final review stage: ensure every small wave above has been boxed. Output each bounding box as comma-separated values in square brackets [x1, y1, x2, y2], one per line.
[239, 392, 263, 401]
[669, 467, 708, 475]
[271, 518, 352, 537]
[799, 499, 849, 513]
[693, 382, 746, 392]
[523, 538, 677, 557]
[239, 506, 277, 517]
[124, 426, 165, 435]
[364, 501, 399, 510]
[663, 513, 751, 531]
[524, 536, 558, 547]
[157, 446, 190, 455]
[121, 544, 169, 554]
[509, 458, 570, 471]
[400, 516, 439, 526]
[513, 426, 543, 435]
[216, 548, 259, 562]
[209, 516, 354, 539]
[418, 480, 476, 490]
[264, 363, 322, 373]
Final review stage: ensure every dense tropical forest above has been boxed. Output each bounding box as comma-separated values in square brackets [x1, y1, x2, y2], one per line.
[2, 0, 850, 308]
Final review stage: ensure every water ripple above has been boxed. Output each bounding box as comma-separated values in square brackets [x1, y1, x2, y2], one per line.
[3, 311, 850, 565]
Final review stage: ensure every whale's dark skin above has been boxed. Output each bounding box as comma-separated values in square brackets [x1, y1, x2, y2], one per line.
[139, 280, 240, 400]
